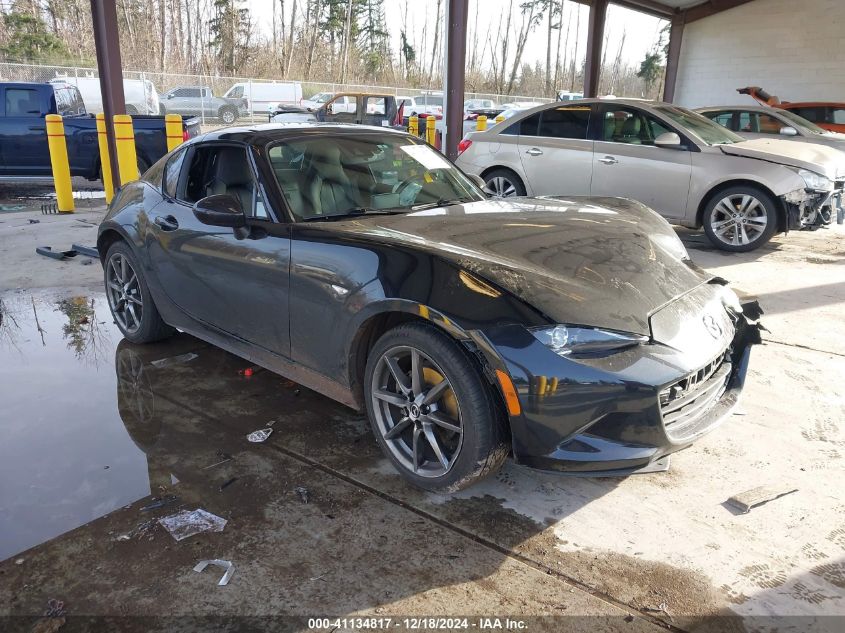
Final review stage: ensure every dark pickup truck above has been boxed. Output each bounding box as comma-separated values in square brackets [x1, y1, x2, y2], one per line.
[0, 81, 201, 180]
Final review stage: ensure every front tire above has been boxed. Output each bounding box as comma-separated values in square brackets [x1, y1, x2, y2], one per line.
[702, 185, 778, 252]
[219, 107, 238, 124]
[364, 323, 508, 492]
[104, 241, 174, 344]
[483, 168, 526, 198]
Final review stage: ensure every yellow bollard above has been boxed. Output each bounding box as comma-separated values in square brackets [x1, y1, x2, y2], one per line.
[495, 114, 505, 124]
[45, 114, 74, 213]
[113, 114, 138, 184]
[95, 113, 115, 204]
[409, 115, 419, 137]
[425, 116, 436, 146]
[165, 114, 184, 152]
[476, 115, 487, 131]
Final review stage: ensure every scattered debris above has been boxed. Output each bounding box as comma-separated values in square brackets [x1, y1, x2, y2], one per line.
[193, 559, 234, 586]
[70, 243, 99, 258]
[219, 477, 238, 491]
[115, 518, 158, 541]
[15, 558, 24, 565]
[140, 495, 179, 512]
[294, 486, 310, 504]
[238, 365, 264, 377]
[44, 599, 66, 617]
[247, 428, 273, 443]
[150, 352, 198, 368]
[726, 486, 799, 514]
[81, 259, 93, 266]
[158, 509, 227, 541]
[203, 450, 233, 470]
[643, 601, 673, 621]
[28, 219, 40, 224]
[31, 616, 65, 633]
[36, 246, 77, 260]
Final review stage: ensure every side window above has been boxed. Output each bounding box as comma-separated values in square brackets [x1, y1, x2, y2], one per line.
[738, 112, 753, 131]
[792, 107, 820, 123]
[330, 95, 357, 114]
[229, 86, 243, 99]
[181, 146, 261, 217]
[365, 97, 386, 115]
[758, 113, 783, 134]
[832, 109, 845, 124]
[163, 148, 187, 199]
[537, 106, 590, 139]
[185, 88, 201, 98]
[54, 87, 71, 115]
[601, 107, 668, 145]
[707, 112, 734, 129]
[518, 112, 541, 136]
[5, 88, 41, 116]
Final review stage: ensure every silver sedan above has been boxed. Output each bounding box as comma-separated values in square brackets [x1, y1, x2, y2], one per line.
[456, 99, 845, 252]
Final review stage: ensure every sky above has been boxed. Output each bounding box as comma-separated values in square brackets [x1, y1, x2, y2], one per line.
[245, 0, 667, 77]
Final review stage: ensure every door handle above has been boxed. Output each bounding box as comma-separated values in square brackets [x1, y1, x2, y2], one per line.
[525, 147, 543, 156]
[598, 156, 618, 165]
[153, 215, 179, 231]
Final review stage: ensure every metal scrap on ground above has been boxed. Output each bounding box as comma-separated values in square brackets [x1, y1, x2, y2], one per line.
[158, 509, 227, 541]
[193, 559, 234, 586]
[726, 485, 799, 514]
[247, 428, 273, 443]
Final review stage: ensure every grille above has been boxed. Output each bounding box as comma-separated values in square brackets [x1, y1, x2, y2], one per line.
[660, 353, 732, 440]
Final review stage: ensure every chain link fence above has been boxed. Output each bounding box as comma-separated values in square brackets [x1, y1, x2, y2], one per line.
[0, 61, 553, 129]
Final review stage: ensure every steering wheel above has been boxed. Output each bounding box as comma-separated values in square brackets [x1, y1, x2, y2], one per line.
[395, 174, 430, 206]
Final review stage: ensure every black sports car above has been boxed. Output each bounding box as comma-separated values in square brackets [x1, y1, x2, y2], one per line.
[97, 123, 762, 492]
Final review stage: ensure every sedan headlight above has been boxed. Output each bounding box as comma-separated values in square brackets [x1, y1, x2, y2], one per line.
[531, 325, 649, 356]
[797, 169, 834, 191]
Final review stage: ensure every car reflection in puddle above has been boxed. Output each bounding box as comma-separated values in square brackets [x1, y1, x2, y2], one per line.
[0, 291, 151, 561]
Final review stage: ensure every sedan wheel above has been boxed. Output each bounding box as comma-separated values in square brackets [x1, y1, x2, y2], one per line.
[483, 168, 526, 198]
[221, 108, 237, 124]
[371, 346, 464, 478]
[106, 252, 144, 335]
[703, 187, 777, 252]
[364, 323, 508, 492]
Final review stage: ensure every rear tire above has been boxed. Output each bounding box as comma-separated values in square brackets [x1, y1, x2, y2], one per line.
[104, 241, 174, 344]
[364, 323, 509, 492]
[702, 185, 778, 252]
[483, 168, 526, 198]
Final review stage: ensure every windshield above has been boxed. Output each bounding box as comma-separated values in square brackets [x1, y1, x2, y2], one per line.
[653, 105, 745, 145]
[778, 109, 827, 134]
[309, 92, 332, 104]
[267, 134, 485, 220]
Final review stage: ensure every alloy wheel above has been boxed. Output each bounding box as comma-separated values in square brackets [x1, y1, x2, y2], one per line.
[222, 110, 236, 124]
[484, 176, 517, 198]
[106, 253, 143, 335]
[370, 346, 464, 478]
[709, 194, 769, 247]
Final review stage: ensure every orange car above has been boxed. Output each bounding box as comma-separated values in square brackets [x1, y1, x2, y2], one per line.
[738, 86, 845, 133]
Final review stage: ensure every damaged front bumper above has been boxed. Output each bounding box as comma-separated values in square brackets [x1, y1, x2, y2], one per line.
[783, 182, 844, 229]
[472, 300, 764, 476]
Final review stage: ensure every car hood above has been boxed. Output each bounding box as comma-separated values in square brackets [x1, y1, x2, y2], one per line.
[339, 197, 712, 336]
[719, 138, 845, 179]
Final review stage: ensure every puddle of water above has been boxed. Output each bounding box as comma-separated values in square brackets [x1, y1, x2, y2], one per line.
[0, 291, 150, 561]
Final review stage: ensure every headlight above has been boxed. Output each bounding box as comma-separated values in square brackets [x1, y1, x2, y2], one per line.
[531, 325, 648, 356]
[797, 169, 834, 191]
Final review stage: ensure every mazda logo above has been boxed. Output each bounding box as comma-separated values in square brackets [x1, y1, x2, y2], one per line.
[702, 313, 722, 339]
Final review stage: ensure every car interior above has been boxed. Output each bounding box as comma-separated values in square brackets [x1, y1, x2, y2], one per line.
[183, 146, 266, 218]
[602, 109, 670, 145]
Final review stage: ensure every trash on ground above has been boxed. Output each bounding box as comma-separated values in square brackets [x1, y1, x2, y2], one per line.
[203, 450, 233, 470]
[81, 259, 93, 266]
[36, 246, 77, 260]
[150, 352, 198, 368]
[158, 508, 227, 541]
[193, 559, 234, 586]
[70, 243, 99, 258]
[238, 365, 264, 377]
[44, 598, 66, 617]
[726, 485, 798, 514]
[140, 494, 179, 512]
[15, 558, 24, 565]
[28, 219, 40, 224]
[115, 518, 158, 541]
[247, 428, 273, 443]
[294, 486, 310, 503]
[219, 477, 238, 491]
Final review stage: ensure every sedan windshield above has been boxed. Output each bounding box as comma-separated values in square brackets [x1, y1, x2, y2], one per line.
[267, 134, 485, 220]
[654, 105, 745, 145]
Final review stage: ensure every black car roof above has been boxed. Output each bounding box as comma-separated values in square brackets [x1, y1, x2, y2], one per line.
[193, 122, 408, 147]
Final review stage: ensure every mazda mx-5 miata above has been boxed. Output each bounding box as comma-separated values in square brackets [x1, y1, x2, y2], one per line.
[97, 123, 762, 492]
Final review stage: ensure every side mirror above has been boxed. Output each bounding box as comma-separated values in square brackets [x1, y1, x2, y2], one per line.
[166, 94, 173, 100]
[192, 194, 246, 228]
[654, 132, 683, 149]
[467, 174, 486, 190]
[779, 126, 798, 137]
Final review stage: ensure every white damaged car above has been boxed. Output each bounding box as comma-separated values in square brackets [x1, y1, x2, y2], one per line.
[456, 99, 845, 251]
